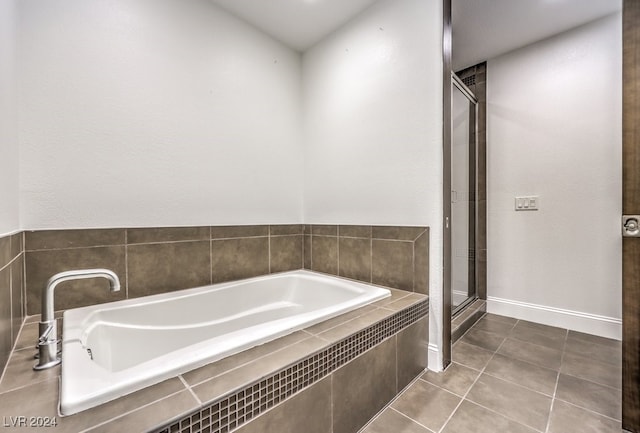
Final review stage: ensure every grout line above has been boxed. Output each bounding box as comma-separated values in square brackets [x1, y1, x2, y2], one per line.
[330, 372, 334, 432]
[544, 330, 568, 433]
[8, 261, 14, 362]
[179, 376, 202, 405]
[557, 370, 621, 391]
[309, 233, 313, 270]
[552, 397, 622, 422]
[124, 231, 129, 300]
[76, 388, 190, 433]
[411, 228, 428, 242]
[0, 252, 23, 274]
[369, 237, 373, 283]
[389, 407, 436, 432]
[0, 367, 59, 396]
[437, 332, 509, 433]
[336, 234, 339, 276]
[209, 227, 213, 284]
[480, 370, 556, 398]
[268, 227, 271, 274]
[454, 396, 547, 433]
[412, 238, 416, 292]
[357, 372, 426, 432]
[24, 243, 127, 252]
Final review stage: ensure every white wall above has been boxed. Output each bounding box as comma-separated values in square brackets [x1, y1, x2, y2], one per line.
[17, 0, 303, 229]
[15, 0, 445, 367]
[302, 0, 444, 369]
[0, 0, 20, 236]
[487, 14, 622, 338]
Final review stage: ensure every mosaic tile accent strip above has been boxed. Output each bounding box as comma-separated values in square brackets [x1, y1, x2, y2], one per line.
[155, 300, 428, 433]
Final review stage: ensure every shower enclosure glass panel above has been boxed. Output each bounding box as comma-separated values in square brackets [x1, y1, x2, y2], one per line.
[451, 75, 477, 314]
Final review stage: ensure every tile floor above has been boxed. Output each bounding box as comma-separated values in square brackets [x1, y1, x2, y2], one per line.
[361, 313, 622, 433]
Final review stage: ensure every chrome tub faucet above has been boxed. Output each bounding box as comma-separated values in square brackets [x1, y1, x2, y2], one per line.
[34, 269, 121, 371]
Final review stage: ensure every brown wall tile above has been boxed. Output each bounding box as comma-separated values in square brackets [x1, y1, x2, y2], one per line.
[25, 229, 125, 251]
[0, 236, 10, 269]
[10, 233, 22, 260]
[127, 226, 209, 244]
[25, 246, 127, 315]
[234, 377, 332, 433]
[338, 237, 371, 282]
[311, 236, 338, 275]
[414, 230, 429, 295]
[0, 268, 11, 374]
[304, 235, 311, 269]
[269, 225, 304, 236]
[372, 240, 414, 291]
[10, 258, 23, 344]
[333, 337, 397, 433]
[270, 235, 303, 273]
[128, 241, 210, 298]
[211, 237, 269, 283]
[312, 225, 338, 236]
[210, 225, 269, 239]
[339, 225, 372, 238]
[397, 316, 429, 390]
[372, 226, 426, 241]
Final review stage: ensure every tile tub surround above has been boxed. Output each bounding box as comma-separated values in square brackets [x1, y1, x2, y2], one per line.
[362, 313, 622, 433]
[0, 290, 428, 433]
[23, 225, 305, 316]
[0, 232, 24, 376]
[23, 224, 428, 317]
[304, 225, 429, 294]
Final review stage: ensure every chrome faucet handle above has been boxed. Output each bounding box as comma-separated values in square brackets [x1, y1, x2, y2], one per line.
[38, 323, 55, 345]
[33, 319, 61, 371]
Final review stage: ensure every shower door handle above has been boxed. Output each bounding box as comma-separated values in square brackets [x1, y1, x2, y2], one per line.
[623, 216, 640, 237]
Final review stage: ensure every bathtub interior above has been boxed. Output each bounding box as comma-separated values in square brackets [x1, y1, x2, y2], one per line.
[60, 271, 390, 414]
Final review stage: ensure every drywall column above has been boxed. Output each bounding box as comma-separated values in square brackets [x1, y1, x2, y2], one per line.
[302, 0, 444, 369]
[487, 14, 622, 338]
[0, 0, 19, 235]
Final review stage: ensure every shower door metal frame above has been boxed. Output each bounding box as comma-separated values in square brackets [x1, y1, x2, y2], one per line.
[450, 72, 479, 318]
[442, 0, 453, 370]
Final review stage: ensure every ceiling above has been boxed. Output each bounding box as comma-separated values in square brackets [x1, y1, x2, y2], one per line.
[210, 0, 378, 52]
[452, 0, 622, 70]
[210, 0, 622, 62]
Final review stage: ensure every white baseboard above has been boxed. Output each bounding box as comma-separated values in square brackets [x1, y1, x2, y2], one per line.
[487, 296, 622, 340]
[427, 343, 443, 372]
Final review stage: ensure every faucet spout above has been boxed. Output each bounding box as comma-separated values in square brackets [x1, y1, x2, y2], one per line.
[34, 268, 121, 371]
[41, 269, 120, 323]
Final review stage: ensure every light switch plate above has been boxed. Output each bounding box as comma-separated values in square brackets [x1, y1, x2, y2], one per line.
[515, 196, 539, 211]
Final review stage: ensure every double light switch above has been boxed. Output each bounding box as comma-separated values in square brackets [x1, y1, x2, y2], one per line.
[515, 196, 539, 211]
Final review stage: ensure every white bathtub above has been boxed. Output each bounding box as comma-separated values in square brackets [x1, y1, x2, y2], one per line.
[60, 270, 390, 415]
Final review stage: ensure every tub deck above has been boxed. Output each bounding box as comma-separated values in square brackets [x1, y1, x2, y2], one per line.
[0, 287, 427, 433]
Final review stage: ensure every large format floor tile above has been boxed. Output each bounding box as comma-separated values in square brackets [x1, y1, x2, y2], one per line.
[555, 374, 621, 420]
[483, 353, 558, 396]
[548, 400, 621, 433]
[441, 401, 538, 433]
[497, 337, 563, 370]
[391, 380, 461, 432]
[466, 373, 552, 431]
[420, 363, 480, 397]
[360, 313, 623, 433]
[451, 341, 493, 371]
[361, 408, 432, 433]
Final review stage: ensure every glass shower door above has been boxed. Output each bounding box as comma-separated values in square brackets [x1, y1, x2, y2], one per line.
[451, 74, 477, 315]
